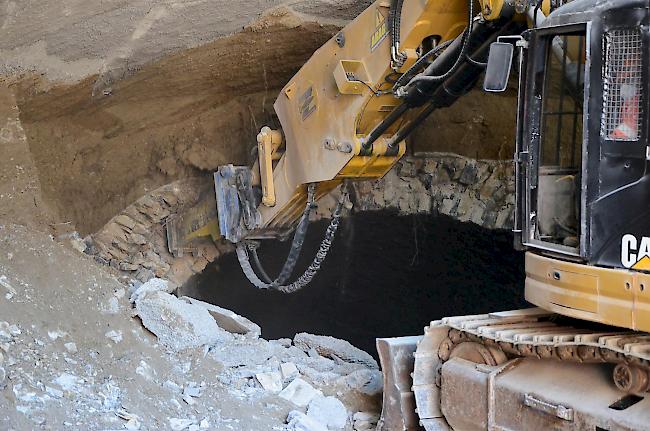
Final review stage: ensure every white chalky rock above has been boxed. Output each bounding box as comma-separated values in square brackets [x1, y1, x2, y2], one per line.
[255, 371, 283, 393]
[169, 418, 195, 431]
[136, 360, 157, 381]
[344, 369, 383, 396]
[54, 373, 82, 391]
[307, 396, 348, 430]
[105, 330, 123, 343]
[352, 412, 379, 431]
[279, 378, 323, 407]
[281, 362, 299, 382]
[286, 410, 328, 431]
[135, 290, 231, 351]
[352, 412, 379, 422]
[64, 342, 77, 353]
[47, 330, 67, 340]
[45, 386, 63, 399]
[130, 278, 173, 303]
[180, 297, 261, 338]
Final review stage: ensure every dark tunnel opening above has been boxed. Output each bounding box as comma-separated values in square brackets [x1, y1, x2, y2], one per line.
[180, 211, 527, 358]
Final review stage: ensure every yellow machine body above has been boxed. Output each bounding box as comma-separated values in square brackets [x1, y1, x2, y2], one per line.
[526, 252, 650, 332]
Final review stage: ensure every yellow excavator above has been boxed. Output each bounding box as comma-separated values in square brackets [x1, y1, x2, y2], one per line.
[167, 0, 650, 428]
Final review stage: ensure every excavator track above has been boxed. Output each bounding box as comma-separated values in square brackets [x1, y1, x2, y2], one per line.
[405, 308, 650, 430]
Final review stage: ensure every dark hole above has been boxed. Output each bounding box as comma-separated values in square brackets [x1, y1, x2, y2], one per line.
[181, 211, 527, 358]
[596, 427, 611, 431]
[609, 394, 644, 411]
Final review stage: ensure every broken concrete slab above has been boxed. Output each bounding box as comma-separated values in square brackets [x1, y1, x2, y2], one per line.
[281, 362, 299, 382]
[135, 290, 232, 351]
[255, 371, 283, 393]
[294, 333, 378, 369]
[278, 378, 322, 407]
[343, 369, 383, 396]
[130, 277, 174, 303]
[307, 396, 348, 430]
[179, 297, 261, 338]
[286, 410, 328, 431]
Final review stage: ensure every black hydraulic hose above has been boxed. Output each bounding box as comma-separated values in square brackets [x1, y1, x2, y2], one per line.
[406, 0, 474, 87]
[390, 0, 406, 67]
[248, 183, 316, 286]
[237, 184, 349, 293]
[386, 19, 524, 148]
[361, 102, 409, 151]
[393, 39, 454, 90]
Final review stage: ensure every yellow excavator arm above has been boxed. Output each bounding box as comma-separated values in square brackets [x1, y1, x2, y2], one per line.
[167, 0, 536, 256]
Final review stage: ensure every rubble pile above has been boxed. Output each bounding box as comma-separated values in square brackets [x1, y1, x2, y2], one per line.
[0, 225, 381, 430]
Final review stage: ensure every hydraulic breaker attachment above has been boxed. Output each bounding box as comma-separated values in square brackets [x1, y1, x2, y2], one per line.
[165, 181, 220, 258]
[165, 165, 261, 257]
[214, 165, 261, 243]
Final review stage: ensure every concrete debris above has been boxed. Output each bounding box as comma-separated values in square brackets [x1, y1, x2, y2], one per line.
[307, 396, 348, 430]
[136, 360, 157, 381]
[130, 277, 173, 303]
[183, 382, 202, 398]
[0, 275, 17, 297]
[135, 290, 232, 351]
[281, 362, 300, 382]
[164, 380, 183, 394]
[352, 412, 379, 431]
[180, 296, 261, 338]
[279, 378, 323, 407]
[285, 410, 328, 431]
[256, 371, 283, 393]
[53, 373, 82, 391]
[64, 342, 78, 353]
[45, 386, 64, 399]
[343, 369, 383, 396]
[169, 418, 196, 431]
[294, 333, 378, 369]
[104, 329, 123, 343]
[47, 329, 68, 340]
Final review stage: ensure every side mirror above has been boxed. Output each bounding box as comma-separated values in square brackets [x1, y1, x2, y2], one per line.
[483, 42, 514, 92]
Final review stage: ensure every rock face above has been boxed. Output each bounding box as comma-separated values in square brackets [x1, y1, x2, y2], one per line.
[87, 178, 232, 286]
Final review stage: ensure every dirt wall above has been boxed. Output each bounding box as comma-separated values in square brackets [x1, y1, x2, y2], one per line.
[11, 10, 339, 235]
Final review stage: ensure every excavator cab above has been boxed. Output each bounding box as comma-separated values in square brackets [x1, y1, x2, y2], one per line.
[486, 0, 650, 331]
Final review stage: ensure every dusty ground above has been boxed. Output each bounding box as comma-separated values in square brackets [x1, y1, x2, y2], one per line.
[1, 66, 380, 431]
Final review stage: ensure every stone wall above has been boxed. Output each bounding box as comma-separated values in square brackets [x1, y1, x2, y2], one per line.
[86, 154, 515, 287]
[353, 154, 515, 230]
